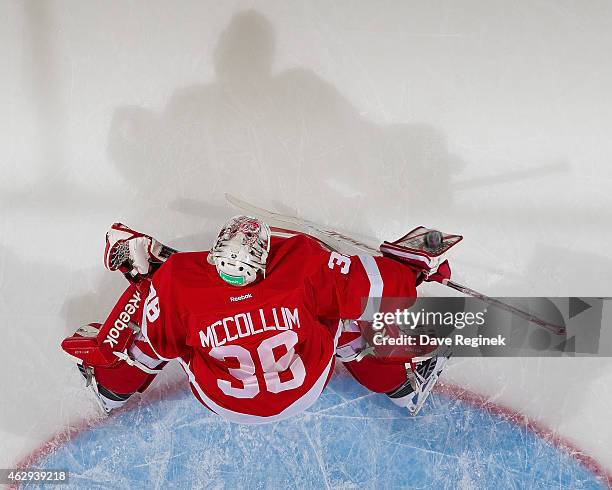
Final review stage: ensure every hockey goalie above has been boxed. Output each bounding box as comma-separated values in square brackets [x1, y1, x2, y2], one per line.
[61, 216, 454, 423]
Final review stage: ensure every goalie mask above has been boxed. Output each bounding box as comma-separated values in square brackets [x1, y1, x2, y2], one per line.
[207, 215, 271, 286]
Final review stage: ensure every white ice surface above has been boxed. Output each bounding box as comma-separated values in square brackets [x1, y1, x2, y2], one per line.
[1, 0, 611, 475]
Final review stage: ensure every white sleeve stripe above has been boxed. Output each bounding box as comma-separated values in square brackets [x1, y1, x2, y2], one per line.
[357, 255, 384, 321]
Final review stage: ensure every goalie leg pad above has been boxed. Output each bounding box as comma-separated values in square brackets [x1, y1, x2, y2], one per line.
[78, 364, 133, 413]
[335, 320, 366, 362]
[343, 356, 410, 394]
[93, 352, 164, 395]
[338, 320, 417, 392]
[61, 282, 166, 413]
[75, 335, 166, 414]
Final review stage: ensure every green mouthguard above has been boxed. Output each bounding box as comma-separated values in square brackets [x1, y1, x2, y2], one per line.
[219, 271, 246, 286]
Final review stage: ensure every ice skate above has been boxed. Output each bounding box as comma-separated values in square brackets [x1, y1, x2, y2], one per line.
[77, 363, 131, 415]
[386, 346, 452, 416]
[65, 323, 133, 415]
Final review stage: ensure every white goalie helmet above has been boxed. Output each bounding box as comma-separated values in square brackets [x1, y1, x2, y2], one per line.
[207, 215, 272, 286]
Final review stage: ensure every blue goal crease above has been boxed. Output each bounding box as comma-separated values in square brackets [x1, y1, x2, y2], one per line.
[26, 375, 606, 490]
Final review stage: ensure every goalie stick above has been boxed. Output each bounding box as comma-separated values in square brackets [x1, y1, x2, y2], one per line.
[225, 193, 566, 336]
[225, 194, 380, 255]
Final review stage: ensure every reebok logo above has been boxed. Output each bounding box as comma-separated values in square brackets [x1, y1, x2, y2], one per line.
[230, 293, 252, 302]
[103, 291, 141, 348]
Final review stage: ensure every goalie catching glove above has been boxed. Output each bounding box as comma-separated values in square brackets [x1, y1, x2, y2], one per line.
[104, 223, 177, 282]
[379, 226, 462, 285]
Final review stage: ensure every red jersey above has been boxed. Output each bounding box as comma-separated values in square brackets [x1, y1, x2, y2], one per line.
[140, 234, 417, 423]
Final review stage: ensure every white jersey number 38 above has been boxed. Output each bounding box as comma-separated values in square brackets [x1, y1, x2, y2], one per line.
[209, 331, 306, 399]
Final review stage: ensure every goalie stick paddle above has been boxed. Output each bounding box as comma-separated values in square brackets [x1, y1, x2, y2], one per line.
[225, 194, 380, 255]
[226, 193, 566, 336]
